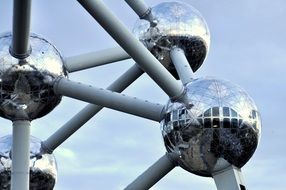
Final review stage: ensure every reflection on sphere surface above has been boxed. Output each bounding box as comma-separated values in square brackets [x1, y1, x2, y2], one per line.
[133, 2, 210, 78]
[161, 78, 261, 176]
[0, 33, 67, 121]
[0, 135, 57, 190]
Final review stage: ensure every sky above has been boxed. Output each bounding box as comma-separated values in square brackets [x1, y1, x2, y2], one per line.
[0, 0, 285, 189]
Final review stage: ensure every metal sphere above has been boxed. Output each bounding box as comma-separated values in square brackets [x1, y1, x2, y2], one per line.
[133, 2, 210, 79]
[0, 135, 57, 190]
[0, 33, 68, 121]
[161, 78, 261, 176]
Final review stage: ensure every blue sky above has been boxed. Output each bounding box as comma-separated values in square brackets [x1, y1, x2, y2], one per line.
[0, 0, 285, 189]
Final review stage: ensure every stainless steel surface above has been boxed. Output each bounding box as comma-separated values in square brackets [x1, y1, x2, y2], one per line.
[0, 135, 57, 190]
[161, 77, 261, 176]
[133, 2, 210, 79]
[77, 0, 185, 100]
[0, 33, 68, 120]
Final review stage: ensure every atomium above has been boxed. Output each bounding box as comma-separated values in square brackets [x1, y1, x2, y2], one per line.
[0, 0, 262, 189]
[0, 135, 57, 190]
[133, 1, 210, 78]
[161, 77, 261, 176]
[0, 33, 68, 121]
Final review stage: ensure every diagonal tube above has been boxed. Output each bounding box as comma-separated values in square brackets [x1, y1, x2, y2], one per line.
[124, 153, 178, 190]
[124, 0, 151, 18]
[43, 64, 144, 152]
[53, 77, 165, 122]
[10, 0, 32, 59]
[65, 47, 131, 73]
[170, 47, 195, 85]
[77, 0, 185, 100]
[124, 0, 156, 25]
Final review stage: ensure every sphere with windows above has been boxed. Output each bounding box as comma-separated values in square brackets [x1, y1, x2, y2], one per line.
[160, 77, 261, 176]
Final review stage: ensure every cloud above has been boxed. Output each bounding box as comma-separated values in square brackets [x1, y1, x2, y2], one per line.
[55, 147, 76, 160]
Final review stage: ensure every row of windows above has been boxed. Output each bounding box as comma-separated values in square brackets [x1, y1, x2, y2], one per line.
[199, 118, 244, 128]
[169, 117, 246, 129]
[169, 118, 257, 130]
[165, 107, 257, 123]
[166, 111, 257, 130]
[201, 107, 239, 117]
[202, 107, 257, 120]
[165, 107, 240, 124]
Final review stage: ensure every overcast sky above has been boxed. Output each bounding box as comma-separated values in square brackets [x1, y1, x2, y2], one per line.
[0, 0, 285, 190]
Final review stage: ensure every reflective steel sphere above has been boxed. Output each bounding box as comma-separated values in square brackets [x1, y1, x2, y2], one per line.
[133, 2, 210, 79]
[0, 33, 67, 121]
[0, 135, 57, 190]
[161, 78, 261, 176]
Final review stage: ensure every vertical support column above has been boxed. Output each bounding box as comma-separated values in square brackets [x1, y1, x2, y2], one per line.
[11, 120, 30, 190]
[10, 0, 32, 59]
[213, 165, 247, 190]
